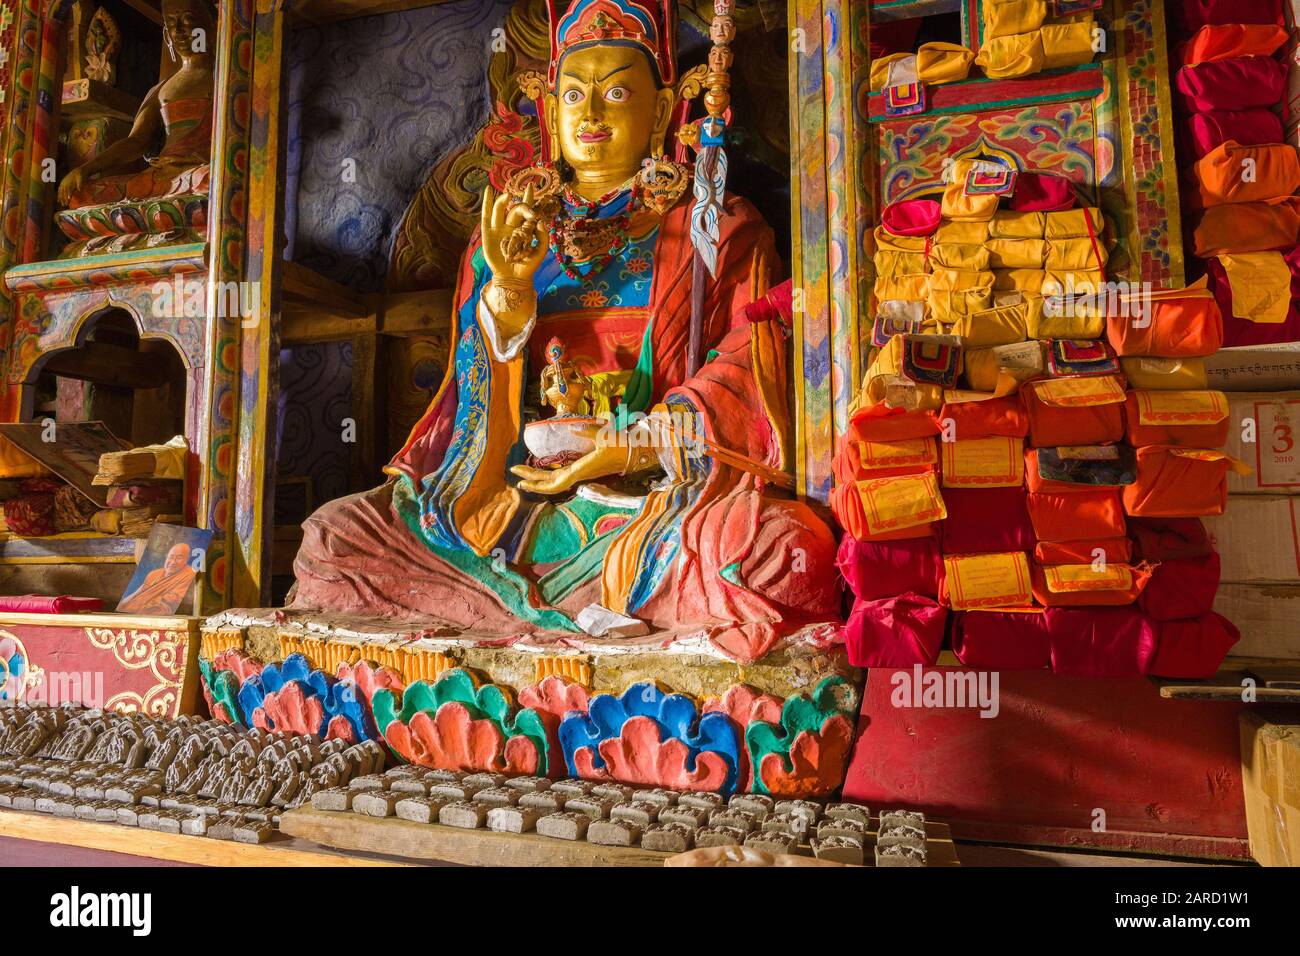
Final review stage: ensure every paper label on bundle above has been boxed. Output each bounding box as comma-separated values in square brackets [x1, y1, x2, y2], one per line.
[941, 436, 1024, 487]
[1043, 563, 1134, 593]
[1032, 374, 1126, 407]
[992, 340, 1043, 370]
[1056, 444, 1120, 461]
[857, 438, 937, 470]
[943, 552, 1032, 609]
[855, 471, 947, 534]
[1136, 390, 1228, 425]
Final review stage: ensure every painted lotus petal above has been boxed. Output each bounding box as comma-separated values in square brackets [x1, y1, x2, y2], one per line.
[561, 690, 741, 792]
[703, 684, 783, 727]
[503, 733, 540, 776]
[574, 716, 732, 793]
[324, 713, 356, 744]
[336, 660, 403, 706]
[387, 702, 511, 772]
[518, 675, 589, 720]
[212, 649, 261, 684]
[256, 681, 327, 736]
[757, 715, 854, 798]
[371, 687, 400, 735]
[321, 679, 372, 742]
[236, 674, 268, 722]
[208, 668, 243, 726]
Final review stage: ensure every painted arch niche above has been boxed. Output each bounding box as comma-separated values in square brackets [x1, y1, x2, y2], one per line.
[26, 305, 190, 450]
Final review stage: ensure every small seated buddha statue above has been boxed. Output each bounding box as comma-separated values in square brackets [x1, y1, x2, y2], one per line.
[55, 0, 214, 249]
[288, 0, 840, 662]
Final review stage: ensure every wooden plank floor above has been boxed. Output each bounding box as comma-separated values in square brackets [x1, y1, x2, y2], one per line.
[0, 808, 412, 867]
[277, 806, 962, 867]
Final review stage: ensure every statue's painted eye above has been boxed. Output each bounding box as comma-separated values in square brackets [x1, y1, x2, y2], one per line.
[605, 87, 630, 103]
[562, 89, 584, 106]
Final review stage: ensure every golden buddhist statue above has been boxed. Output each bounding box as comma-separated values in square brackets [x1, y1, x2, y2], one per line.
[57, 0, 214, 210]
[288, 0, 840, 662]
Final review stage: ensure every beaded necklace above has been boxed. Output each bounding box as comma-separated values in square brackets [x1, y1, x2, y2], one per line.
[550, 178, 644, 282]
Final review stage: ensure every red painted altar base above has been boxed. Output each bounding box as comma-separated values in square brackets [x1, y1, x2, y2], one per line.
[843, 668, 1250, 861]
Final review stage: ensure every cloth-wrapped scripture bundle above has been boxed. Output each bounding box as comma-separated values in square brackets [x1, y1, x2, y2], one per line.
[1123, 389, 1230, 447]
[1023, 376, 1126, 446]
[939, 551, 1034, 609]
[1024, 446, 1132, 540]
[845, 404, 939, 443]
[1045, 606, 1158, 677]
[1171, 0, 1282, 32]
[833, 435, 937, 486]
[1041, 20, 1096, 70]
[937, 395, 1029, 439]
[0, 594, 104, 614]
[881, 197, 942, 237]
[1185, 109, 1285, 160]
[1179, 23, 1289, 65]
[951, 610, 1051, 669]
[1194, 196, 1300, 256]
[836, 534, 943, 601]
[1140, 551, 1221, 622]
[1189, 141, 1300, 208]
[1220, 305, 1300, 348]
[1175, 56, 1286, 113]
[1031, 562, 1150, 607]
[1119, 356, 1208, 391]
[844, 592, 947, 667]
[981, 0, 1046, 39]
[1035, 537, 1133, 565]
[975, 31, 1046, 80]
[941, 486, 1036, 553]
[1121, 446, 1241, 517]
[1027, 488, 1127, 542]
[1010, 173, 1075, 213]
[941, 436, 1025, 488]
[1106, 286, 1223, 357]
[830, 471, 946, 542]
[1147, 614, 1241, 678]
[940, 160, 1002, 222]
[1129, 515, 1213, 561]
[916, 42, 976, 85]
[1204, 251, 1292, 326]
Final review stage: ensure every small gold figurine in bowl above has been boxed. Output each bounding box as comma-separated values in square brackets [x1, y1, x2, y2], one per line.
[524, 338, 604, 468]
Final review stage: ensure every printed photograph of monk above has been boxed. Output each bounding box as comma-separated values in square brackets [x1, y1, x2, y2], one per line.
[117, 524, 213, 615]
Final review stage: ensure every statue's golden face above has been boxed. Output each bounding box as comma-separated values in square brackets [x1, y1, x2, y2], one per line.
[163, 0, 214, 56]
[549, 44, 675, 187]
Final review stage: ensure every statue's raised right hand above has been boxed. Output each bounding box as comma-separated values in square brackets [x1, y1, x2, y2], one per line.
[481, 183, 549, 285]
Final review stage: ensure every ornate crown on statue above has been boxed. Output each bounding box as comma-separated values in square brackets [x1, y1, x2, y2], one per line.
[547, 0, 679, 87]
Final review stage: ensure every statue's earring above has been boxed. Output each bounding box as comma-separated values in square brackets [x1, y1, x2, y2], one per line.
[637, 151, 690, 216]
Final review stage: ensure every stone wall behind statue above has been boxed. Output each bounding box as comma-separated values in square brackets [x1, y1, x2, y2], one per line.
[285, 0, 514, 293]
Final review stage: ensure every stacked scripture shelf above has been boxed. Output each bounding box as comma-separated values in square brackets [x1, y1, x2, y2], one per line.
[834, 153, 1240, 678]
[1172, 1, 1300, 345]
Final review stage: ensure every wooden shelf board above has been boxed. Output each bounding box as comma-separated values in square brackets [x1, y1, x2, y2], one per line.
[0, 808, 412, 867]
[379, 288, 454, 337]
[282, 260, 370, 318]
[280, 806, 962, 867]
